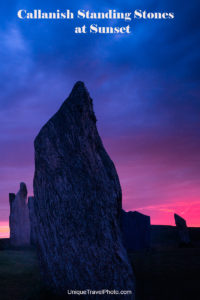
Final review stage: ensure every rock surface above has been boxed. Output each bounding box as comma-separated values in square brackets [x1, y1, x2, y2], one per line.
[9, 193, 15, 212]
[9, 183, 30, 246]
[28, 196, 37, 245]
[33, 81, 135, 298]
[122, 210, 151, 251]
[174, 213, 190, 245]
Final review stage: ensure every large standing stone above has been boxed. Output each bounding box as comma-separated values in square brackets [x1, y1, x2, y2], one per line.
[174, 213, 190, 245]
[9, 183, 30, 246]
[28, 196, 37, 245]
[122, 210, 151, 252]
[33, 82, 135, 298]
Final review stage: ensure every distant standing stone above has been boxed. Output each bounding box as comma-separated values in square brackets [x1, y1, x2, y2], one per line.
[9, 183, 30, 246]
[34, 82, 135, 298]
[28, 196, 37, 245]
[122, 210, 151, 251]
[174, 213, 190, 245]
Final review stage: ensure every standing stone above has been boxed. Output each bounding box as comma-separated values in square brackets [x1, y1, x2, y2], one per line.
[33, 81, 135, 298]
[9, 183, 30, 246]
[9, 193, 15, 215]
[174, 213, 190, 246]
[28, 196, 37, 245]
[9, 193, 15, 240]
[122, 210, 151, 252]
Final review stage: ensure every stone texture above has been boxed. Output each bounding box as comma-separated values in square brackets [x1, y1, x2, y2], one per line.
[9, 193, 15, 213]
[9, 183, 30, 246]
[28, 196, 37, 245]
[9, 193, 15, 242]
[122, 210, 151, 252]
[174, 213, 190, 245]
[33, 81, 135, 298]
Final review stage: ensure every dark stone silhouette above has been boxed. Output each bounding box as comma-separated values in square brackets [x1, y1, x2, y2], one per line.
[122, 210, 150, 251]
[9, 193, 15, 214]
[33, 82, 135, 298]
[28, 196, 37, 245]
[174, 213, 190, 246]
[150, 225, 178, 248]
[0, 238, 10, 250]
[9, 183, 30, 246]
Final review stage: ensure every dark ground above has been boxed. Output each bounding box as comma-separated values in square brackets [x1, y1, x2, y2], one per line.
[130, 248, 200, 300]
[0, 226, 200, 300]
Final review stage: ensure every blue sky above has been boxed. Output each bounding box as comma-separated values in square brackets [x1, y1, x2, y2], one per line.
[0, 0, 200, 232]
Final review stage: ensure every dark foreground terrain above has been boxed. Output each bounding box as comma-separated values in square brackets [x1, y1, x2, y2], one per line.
[0, 244, 200, 300]
[130, 248, 200, 300]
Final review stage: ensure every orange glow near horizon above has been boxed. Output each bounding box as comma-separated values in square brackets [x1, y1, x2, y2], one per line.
[0, 199, 200, 240]
[0, 222, 10, 238]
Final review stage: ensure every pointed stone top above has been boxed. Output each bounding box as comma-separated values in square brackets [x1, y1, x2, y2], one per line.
[72, 81, 86, 90]
[34, 81, 97, 148]
[19, 182, 27, 198]
[67, 81, 91, 107]
[51, 81, 93, 114]
[69, 81, 86, 95]
[58, 81, 96, 122]
[174, 213, 187, 227]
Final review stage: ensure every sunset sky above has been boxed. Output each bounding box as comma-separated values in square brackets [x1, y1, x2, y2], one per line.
[0, 0, 200, 237]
